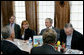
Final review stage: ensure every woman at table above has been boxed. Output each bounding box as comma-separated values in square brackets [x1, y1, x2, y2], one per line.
[21, 20, 36, 41]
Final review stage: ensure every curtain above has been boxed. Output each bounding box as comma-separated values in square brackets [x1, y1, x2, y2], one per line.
[1, 1, 13, 26]
[54, 1, 70, 29]
[25, 1, 38, 34]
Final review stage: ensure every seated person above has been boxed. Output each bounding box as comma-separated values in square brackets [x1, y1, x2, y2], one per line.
[59, 23, 83, 51]
[31, 29, 62, 54]
[40, 18, 60, 41]
[1, 26, 29, 54]
[21, 20, 36, 40]
[6, 15, 21, 39]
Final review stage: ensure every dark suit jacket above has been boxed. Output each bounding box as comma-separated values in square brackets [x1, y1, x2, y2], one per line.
[1, 40, 29, 54]
[31, 44, 62, 54]
[59, 29, 83, 51]
[14, 24, 21, 39]
[22, 28, 36, 40]
[40, 27, 60, 41]
[7, 23, 21, 39]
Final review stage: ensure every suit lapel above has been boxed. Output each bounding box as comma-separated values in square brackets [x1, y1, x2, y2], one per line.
[63, 30, 67, 43]
[14, 24, 16, 31]
[71, 30, 75, 48]
[52, 27, 54, 29]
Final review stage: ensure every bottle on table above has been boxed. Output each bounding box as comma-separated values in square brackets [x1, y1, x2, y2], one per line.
[28, 37, 32, 47]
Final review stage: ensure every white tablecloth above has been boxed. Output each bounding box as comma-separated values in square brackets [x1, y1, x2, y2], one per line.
[14, 39, 83, 54]
[14, 39, 32, 53]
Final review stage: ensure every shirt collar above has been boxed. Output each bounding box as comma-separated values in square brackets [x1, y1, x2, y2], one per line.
[47, 44, 55, 50]
[44, 43, 55, 49]
[5, 39, 16, 45]
[67, 33, 73, 37]
[47, 26, 53, 29]
[10, 23, 15, 26]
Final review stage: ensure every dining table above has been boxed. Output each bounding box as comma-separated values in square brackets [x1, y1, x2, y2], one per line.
[14, 39, 83, 54]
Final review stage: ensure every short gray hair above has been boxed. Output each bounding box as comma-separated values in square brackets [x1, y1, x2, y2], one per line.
[64, 23, 73, 28]
[45, 18, 53, 24]
[1, 26, 11, 39]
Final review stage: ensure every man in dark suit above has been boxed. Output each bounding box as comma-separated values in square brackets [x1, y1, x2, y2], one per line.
[1, 26, 29, 54]
[59, 23, 83, 51]
[40, 18, 60, 41]
[6, 16, 21, 39]
[31, 29, 62, 54]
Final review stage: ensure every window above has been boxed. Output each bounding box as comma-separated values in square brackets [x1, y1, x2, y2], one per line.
[13, 1, 83, 34]
[70, 1, 83, 34]
[38, 1, 55, 33]
[14, 1, 26, 27]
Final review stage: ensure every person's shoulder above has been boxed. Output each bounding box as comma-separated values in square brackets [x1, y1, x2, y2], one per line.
[1, 40, 7, 43]
[31, 47, 40, 54]
[1, 40, 15, 47]
[14, 23, 20, 28]
[73, 30, 83, 36]
[52, 27, 58, 29]
[15, 23, 20, 26]
[31, 46, 40, 52]
[74, 30, 81, 34]
[52, 27, 60, 31]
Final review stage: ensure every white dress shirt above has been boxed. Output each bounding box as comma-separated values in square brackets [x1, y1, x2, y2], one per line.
[10, 23, 15, 33]
[5, 39, 16, 45]
[48, 26, 53, 29]
[66, 34, 73, 49]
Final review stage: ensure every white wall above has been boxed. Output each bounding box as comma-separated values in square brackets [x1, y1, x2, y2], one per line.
[69, 1, 83, 34]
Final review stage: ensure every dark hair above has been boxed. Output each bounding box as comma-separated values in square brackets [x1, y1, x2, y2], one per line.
[45, 18, 53, 24]
[64, 23, 73, 28]
[43, 29, 57, 44]
[10, 15, 16, 19]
